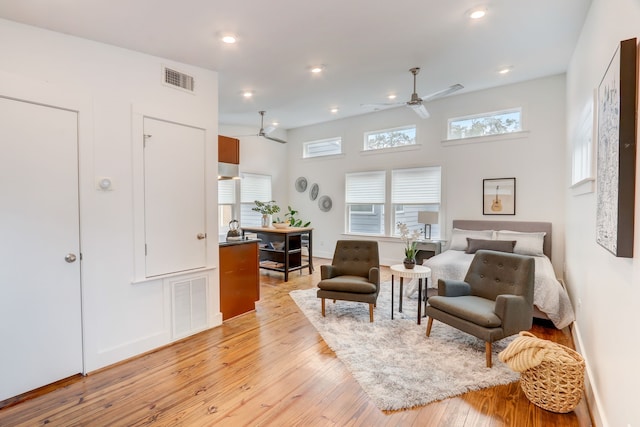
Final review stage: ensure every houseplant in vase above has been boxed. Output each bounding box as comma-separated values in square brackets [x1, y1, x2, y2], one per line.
[397, 222, 421, 269]
[252, 200, 281, 227]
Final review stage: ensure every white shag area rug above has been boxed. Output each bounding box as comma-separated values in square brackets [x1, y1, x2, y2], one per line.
[290, 283, 519, 411]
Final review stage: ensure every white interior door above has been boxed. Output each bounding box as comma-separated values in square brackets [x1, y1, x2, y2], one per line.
[143, 117, 206, 277]
[0, 97, 83, 401]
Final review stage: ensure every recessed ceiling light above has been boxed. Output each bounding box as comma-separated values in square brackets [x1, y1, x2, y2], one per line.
[469, 9, 487, 19]
[388, 94, 397, 100]
[221, 35, 237, 44]
[271, 121, 279, 127]
[498, 66, 514, 74]
[243, 91, 253, 98]
[311, 66, 323, 74]
[330, 107, 339, 114]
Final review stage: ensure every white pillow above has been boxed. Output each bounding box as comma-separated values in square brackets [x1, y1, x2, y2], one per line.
[448, 228, 495, 251]
[495, 230, 546, 256]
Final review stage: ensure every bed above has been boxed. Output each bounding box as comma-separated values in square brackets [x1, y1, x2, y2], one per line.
[423, 220, 575, 329]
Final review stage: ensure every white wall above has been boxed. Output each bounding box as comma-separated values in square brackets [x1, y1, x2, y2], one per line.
[286, 75, 567, 271]
[0, 19, 220, 372]
[566, 0, 640, 425]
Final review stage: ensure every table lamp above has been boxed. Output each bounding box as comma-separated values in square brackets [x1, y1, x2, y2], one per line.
[418, 211, 439, 240]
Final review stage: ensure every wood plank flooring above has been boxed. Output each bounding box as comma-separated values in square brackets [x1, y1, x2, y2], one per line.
[0, 259, 592, 426]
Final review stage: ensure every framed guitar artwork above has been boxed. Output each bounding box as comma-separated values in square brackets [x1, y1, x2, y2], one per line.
[483, 178, 516, 215]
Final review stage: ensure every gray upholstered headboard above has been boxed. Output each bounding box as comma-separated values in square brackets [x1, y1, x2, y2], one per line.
[452, 220, 552, 259]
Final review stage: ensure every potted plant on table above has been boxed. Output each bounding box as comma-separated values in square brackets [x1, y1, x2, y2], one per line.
[397, 222, 421, 269]
[252, 200, 281, 227]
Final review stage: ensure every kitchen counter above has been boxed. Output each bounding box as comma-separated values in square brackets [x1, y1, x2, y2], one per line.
[219, 238, 260, 320]
[219, 237, 261, 247]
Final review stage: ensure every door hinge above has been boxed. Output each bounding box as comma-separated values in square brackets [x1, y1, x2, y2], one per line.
[143, 134, 152, 148]
[145, 244, 148, 256]
[80, 253, 83, 261]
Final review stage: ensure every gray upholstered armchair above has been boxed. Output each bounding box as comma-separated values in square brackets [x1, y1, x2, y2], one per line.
[425, 249, 535, 367]
[317, 240, 380, 322]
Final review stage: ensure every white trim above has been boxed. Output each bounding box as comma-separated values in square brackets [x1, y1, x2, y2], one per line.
[570, 177, 595, 195]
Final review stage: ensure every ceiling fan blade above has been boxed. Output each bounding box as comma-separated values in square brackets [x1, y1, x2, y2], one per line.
[263, 125, 276, 134]
[421, 84, 464, 102]
[361, 102, 405, 108]
[264, 135, 287, 144]
[408, 103, 430, 119]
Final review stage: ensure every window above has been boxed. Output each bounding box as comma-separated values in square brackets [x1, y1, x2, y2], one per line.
[303, 137, 342, 158]
[571, 97, 595, 187]
[218, 179, 237, 239]
[392, 167, 441, 239]
[345, 167, 442, 238]
[240, 173, 272, 227]
[364, 125, 416, 151]
[345, 171, 386, 234]
[448, 108, 522, 140]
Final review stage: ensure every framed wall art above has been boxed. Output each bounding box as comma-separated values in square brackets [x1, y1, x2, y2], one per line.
[596, 37, 637, 258]
[483, 178, 516, 215]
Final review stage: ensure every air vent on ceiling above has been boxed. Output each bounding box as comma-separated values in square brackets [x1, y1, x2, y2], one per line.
[163, 66, 195, 92]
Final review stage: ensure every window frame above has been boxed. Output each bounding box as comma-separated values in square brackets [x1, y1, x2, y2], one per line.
[363, 125, 417, 151]
[447, 107, 522, 140]
[303, 136, 343, 158]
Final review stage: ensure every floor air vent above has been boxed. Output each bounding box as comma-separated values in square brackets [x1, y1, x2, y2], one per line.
[163, 66, 195, 92]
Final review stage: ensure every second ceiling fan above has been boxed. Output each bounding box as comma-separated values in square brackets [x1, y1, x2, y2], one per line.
[255, 110, 287, 144]
[368, 67, 463, 119]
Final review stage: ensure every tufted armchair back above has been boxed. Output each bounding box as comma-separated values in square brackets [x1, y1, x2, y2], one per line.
[330, 240, 380, 279]
[465, 250, 534, 304]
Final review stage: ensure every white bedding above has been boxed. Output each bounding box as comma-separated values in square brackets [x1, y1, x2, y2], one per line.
[422, 250, 575, 329]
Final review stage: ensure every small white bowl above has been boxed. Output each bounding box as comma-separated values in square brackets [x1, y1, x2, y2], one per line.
[272, 223, 290, 229]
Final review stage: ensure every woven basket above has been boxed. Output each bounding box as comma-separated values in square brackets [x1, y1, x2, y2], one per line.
[518, 333, 585, 413]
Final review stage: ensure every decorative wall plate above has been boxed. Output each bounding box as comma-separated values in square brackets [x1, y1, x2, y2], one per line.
[318, 195, 332, 212]
[295, 177, 308, 192]
[309, 183, 319, 200]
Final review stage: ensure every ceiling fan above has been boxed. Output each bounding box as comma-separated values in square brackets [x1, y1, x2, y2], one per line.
[366, 67, 463, 119]
[255, 110, 287, 144]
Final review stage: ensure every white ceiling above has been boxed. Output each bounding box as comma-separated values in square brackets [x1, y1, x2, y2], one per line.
[0, 0, 592, 130]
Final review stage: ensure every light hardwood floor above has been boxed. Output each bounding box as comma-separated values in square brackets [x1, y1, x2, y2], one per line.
[0, 258, 592, 426]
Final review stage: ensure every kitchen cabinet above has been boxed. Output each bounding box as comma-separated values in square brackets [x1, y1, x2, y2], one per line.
[241, 226, 313, 282]
[218, 135, 239, 164]
[219, 240, 260, 320]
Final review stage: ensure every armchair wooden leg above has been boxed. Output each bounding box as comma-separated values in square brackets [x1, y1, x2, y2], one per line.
[321, 298, 326, 317]
[369, 304, 374, 322]
[486, 342, 492, 368]
[426, 317, 433, 337]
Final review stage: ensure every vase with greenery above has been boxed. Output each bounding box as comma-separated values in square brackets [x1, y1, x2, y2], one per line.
[397, 222, 421, 269]
[252, 200, 281, 227]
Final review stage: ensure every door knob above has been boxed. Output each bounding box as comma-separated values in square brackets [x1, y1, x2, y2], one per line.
[65, 253, 77, 263]
[197, 233, 206, 240]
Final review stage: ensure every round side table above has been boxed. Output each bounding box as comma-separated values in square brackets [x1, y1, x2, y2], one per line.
[390, 264, 431, 324]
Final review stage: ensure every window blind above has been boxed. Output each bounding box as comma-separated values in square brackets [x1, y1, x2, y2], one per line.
[240, 173, 272, 203]
[391, 166, 441, 204]
[218, 179, 236, 204]
[345, 171, 386, 204]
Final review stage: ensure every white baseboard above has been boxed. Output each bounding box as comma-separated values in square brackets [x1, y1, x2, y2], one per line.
[571, 321, 607, 427]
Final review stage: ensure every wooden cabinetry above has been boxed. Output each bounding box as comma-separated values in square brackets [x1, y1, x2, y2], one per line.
[219, 241, 259, 320]
[242, 226, 314, 282]
[218, 135, 239, 164]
